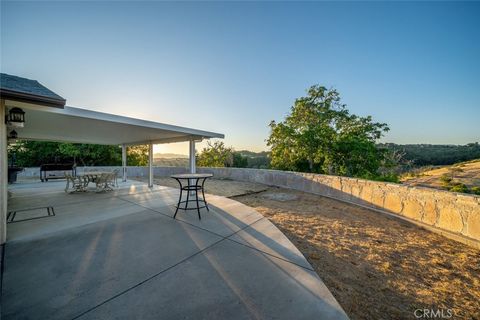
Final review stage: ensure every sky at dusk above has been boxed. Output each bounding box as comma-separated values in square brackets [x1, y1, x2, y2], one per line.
[1, 1, 479, 155]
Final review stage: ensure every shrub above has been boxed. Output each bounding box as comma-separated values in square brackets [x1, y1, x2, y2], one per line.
[362, 173, 400, 183]
[440, 174, 452, 186]
[449, 183, 469, 193]
[471, 186, 480, 195]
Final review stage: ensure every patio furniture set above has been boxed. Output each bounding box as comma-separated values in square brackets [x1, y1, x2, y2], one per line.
[64, 170, 119, 193]
[64, 170, 213, 220]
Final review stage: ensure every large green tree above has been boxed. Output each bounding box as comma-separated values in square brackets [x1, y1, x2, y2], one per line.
[197, 141, 233, 167]
[267, 85, 390, 178]
[126, 145, 149, 166]
[196, 141, 248, 168]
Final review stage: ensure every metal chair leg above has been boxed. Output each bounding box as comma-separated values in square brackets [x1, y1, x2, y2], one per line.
[185, 187, 190, 210]
[173, 178, 183, 219]
[195, 183, 201, 220]
[174, 189, 182, 219]
[201, 178, 210, 211]
[47, 207, 55, 216]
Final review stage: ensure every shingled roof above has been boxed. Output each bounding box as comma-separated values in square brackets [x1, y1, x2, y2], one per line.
[0, 73, 66, 108]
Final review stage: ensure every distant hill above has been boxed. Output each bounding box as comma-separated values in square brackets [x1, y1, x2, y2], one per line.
[153, 158, 189, 167]
[153, 152, 188, 167]
[153, 153, 188, 159]
[379, 143, 480, 166]
[152, 150, 270, 168]
[152, 144, 480, 171]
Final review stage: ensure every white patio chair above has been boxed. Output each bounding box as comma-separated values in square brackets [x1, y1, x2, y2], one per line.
[112, 168, 120, 187]
[65, 173, 87, 193]
[95, 172, 116, 192]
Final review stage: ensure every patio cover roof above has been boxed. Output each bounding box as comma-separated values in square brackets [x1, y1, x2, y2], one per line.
[8, 104, 224, 145]
[1, 73, 223, 145]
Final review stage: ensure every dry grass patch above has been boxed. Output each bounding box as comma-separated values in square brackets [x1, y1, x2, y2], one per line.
[402, 160, 480, 191]
[234, 188, 480, 320]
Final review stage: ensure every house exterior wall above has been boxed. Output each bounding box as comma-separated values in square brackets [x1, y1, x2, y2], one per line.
[1, 100, 7, 244]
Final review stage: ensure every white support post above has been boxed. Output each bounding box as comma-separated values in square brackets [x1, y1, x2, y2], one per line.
[121, 144, 127, 182]
[148, 143, 153, 188]
[189, 140, 196, 174]
[0, 100, 7, 245]
[188, 140, 196, 195]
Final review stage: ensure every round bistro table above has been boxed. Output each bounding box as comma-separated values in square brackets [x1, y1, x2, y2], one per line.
[170, 173, 213, 219]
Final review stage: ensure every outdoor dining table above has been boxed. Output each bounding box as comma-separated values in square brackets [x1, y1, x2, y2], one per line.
[170, 173, 213, 219]
[82, 172, 111, 183]
[65, 171, 118, 193]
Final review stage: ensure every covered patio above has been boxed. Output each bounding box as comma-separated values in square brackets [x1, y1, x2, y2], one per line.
[2, 180, 348, 319]
[1, 72, 223, 244]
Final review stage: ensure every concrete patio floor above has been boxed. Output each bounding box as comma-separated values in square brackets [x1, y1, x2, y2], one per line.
[2, 180, 348, 320]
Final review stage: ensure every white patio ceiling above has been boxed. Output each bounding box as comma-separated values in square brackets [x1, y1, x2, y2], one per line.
[5, 102, 224, 145]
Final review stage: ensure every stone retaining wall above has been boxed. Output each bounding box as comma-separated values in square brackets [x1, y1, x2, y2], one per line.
[18, 166, 480, 245]
[198, 168, 480, 245]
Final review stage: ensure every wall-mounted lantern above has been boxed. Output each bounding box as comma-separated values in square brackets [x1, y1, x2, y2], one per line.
[8, 130, 18, 140]
[5, 107, 25, 128]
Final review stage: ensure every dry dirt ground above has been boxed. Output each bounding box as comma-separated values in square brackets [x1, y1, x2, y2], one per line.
[145, 177, 480, 320]
[402, 160, 480, 190]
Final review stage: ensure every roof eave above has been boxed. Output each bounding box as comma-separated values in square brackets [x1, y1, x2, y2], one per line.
[0, 89, 66, 108]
